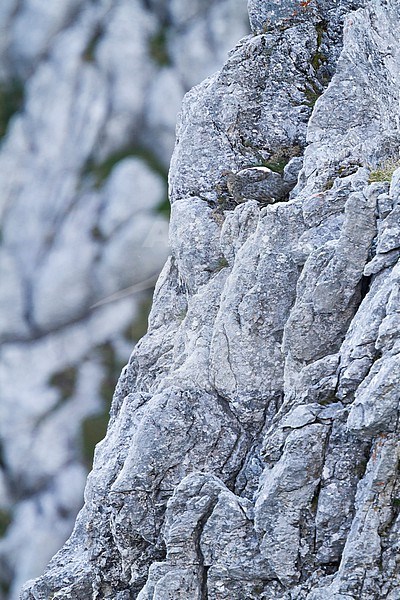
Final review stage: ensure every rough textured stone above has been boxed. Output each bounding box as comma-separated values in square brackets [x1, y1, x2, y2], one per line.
[14, 0, 400, 598]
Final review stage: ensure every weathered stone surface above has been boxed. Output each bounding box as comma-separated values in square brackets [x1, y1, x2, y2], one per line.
[16, 0, 400, 598]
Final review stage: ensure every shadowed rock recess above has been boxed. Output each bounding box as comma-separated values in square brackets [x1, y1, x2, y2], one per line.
[22, 0, 400, 598]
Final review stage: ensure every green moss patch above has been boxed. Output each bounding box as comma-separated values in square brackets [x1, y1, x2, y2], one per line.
[82, 145, 168, 188]
[149, 26, 171, 66]
[124, 295, 154, 343]
[81, 343, 125, 467]
[49, 367, 78, 402]
[215, 256, 229, 272]
[368, 158, 400, 183]
[82, 26, 103, 62]
[81, 412, 110, 467]
[262, 145, 302, 174]
[0, 79, 24, 139]
[312, 21, 328, 72]
[0, 509, 11, 537]
[157, 195, 171, 217]
[97, 343, 123, 403]
[302, 81, 322, 108]
[311, 49, 327, 72]
[323, 178, 335, 191]
[263, 158, 289, 175]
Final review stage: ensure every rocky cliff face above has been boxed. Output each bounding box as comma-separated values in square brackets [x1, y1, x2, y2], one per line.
[0, 1, 249, 598]
[20, 0, 400, 598]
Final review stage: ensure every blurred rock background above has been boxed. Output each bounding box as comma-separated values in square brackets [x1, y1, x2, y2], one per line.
[0, 1, 249, 597]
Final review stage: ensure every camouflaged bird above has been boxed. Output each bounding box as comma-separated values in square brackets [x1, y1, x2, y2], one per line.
[225, 166, 289, 204]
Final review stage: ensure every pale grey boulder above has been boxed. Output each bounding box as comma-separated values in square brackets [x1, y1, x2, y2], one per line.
[138, 472, 272, 600]
[347, 354, 400, 436]
[307, 434, 400, 600]
[247, 0, 367, 78]
[389, 167, 400, 203]
[169, 198, 224, 293]
[364, 203, 400, 275]
[305, 1, 400, 177]
[255, 423, 330, 586]
[335, 270, 392, 402]
[284, 156, 304, 187]
[209, 200, 303, 425]
[283, 186, 376, 365]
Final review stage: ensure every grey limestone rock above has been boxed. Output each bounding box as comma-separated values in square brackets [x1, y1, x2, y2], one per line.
[19, 0, 400, 599]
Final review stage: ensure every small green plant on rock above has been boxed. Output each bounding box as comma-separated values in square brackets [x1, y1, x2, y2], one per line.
[337, 163, 362, 178]
[368, 158, 400, 183]
[177, 307, 188, 323]
[302, 80, 322, 108]
[322, 178, 335, 191]
[215, 256, 229, 272]
[263, 157, 289, 175]
[311, 21, 328, 73]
